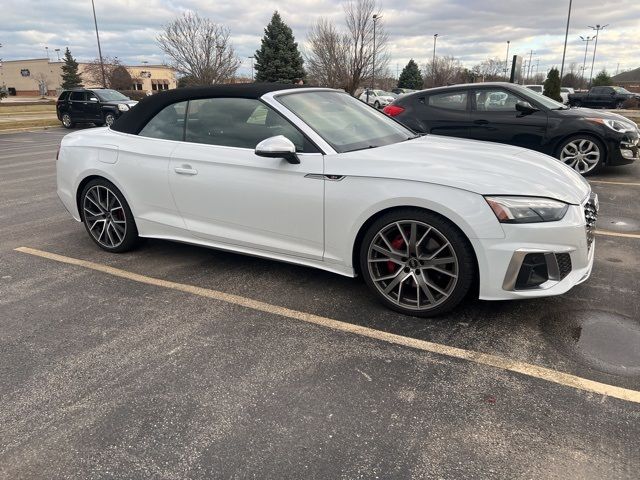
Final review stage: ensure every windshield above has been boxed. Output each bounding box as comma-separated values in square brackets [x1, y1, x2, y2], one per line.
[95, 89, 130, 102]
[277, 91, 415, 153]
[612, 86, 631, 94]
[512, 85, 567, 109]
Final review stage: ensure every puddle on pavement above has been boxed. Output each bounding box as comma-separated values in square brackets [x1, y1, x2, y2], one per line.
[541, 310, 640, 377]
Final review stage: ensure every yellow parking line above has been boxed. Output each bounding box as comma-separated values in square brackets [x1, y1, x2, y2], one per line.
[596, 230, 640, 239]
[14, 246, 640, 405]
[590, 180, 640, 187]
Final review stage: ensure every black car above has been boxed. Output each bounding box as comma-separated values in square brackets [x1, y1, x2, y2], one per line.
[568, 86, 640, 109]
[56, 88, 138, 129]
[383, 82, 639, 175]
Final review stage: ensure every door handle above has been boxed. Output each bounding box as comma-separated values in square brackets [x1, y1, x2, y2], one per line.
[174, 165, 198, 175]
[473, 119, 489, 125]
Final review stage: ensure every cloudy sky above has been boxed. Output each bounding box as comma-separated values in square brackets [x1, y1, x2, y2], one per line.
[1, 0, 638, 78]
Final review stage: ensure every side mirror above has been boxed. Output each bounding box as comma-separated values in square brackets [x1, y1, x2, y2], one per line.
[255, 135, 300, 164]
[516, 102, 538, 115]
[89, 97, 98, 102]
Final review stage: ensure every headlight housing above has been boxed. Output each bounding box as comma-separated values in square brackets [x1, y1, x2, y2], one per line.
[586, 117, 636, 133]
[117, 103, 130, 112]
[485, 196, 569, 223]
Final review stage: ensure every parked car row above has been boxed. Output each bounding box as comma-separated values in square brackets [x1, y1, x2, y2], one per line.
[568, 86, 640, 109]
[383, 82, 639, 175]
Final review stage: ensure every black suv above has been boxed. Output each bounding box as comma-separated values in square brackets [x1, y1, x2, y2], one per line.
[56, 89, 138, 128]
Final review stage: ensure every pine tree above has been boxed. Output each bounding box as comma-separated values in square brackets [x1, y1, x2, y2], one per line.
[592, 69, 612, 87]
[397, 59, 423, 90]
[254, 11, 305, 83]
[60, 48, 83, 89]
[543, 67, 562, 102]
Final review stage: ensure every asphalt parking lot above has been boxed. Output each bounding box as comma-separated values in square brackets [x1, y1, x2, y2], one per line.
[1, 127, 639, 479]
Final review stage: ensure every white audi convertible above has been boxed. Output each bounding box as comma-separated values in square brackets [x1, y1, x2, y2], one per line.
[56, 84, 598, 317]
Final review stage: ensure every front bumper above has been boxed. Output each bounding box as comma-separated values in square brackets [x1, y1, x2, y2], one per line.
[472, 197, 596, 300]
[606, 129, 639, 166]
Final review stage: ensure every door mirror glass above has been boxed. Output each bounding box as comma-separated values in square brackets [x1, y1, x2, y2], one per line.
[515, 102, 538, 114]
[255, 135, 300, 164]
[89, 97, 98, 102]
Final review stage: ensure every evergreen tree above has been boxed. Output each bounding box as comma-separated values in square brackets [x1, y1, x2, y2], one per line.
[254, 11, 305, 83]
[60, 48, 83, 89]
[397, 59, 423, 90]
[592, 69, 612, 87]
[543, 67, 562, 102]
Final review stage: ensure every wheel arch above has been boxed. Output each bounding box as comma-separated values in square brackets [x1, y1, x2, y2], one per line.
[351, 205, 480, 285]
[75, 174, 135, 220]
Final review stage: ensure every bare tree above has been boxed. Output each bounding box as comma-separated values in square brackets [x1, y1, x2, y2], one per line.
[305, 18, 349, 88]
[423, 56, 465, 87]
[83, 56, 125, 88]
[157, 12, 241, 86]
[472, 57, 505, 82]
[306, 0, 389, 94]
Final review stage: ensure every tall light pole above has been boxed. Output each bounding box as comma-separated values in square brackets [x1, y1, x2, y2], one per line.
[527, 50, 534, 82]
[588, 24, 608, 87]
[432, 33, 439, 87]
[247, 56, 254, 81]
[91, 0, 107, 88]
[45, 46, 50, 61]
[559, 0, 572, 81]
[579, 35, 593, 90]
[372, 14, 380, 90]
[55, 48, 61, 61]
[504, 40, 511, 80]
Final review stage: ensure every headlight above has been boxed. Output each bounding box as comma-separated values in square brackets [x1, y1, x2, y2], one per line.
[485, 196, 569, 223]
[117, 104, 130, 112]
[586, 117, 635, 133]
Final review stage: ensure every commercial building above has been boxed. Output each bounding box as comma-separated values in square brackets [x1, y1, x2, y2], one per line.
[0, 58, 177, 96]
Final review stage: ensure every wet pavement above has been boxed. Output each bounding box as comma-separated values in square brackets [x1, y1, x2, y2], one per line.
[1, 127, 639, 479]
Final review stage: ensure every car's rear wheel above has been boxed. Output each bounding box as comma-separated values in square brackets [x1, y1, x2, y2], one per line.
[374, 101, 381, 109]
[61, 113, 74, 129]
[557, 135, 604, 175]
[104, 113, 116, 127]
[573, 100, 582, 107]
[359, 209, 475, 317]
[80, 179, 139, 252]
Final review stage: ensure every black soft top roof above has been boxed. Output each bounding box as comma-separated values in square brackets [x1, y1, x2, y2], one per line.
[111, 83, 310, 134]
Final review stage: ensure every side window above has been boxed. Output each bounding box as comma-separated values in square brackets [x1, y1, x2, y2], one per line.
[58, 91, 70, 101]
[70, 92, 85, 101]
[185, 97, 315, 152]
[138, 101, 188, 141]
[474, 89, 533, 112]
[427, 92, 468, 111]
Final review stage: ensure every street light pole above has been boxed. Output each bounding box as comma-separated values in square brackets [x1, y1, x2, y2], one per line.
[527, 50, 534, 82]
[91, 0, 107, 88]
[55, 48, 61, 61]
[504, 40, 510, 80]
[579, 35, 593, 90]
[559, 0, 572, 81]
[248, 56, 254, 81]
[372, 14, 380, 91]
[588, 24, 608, 87]
[432, 33, 439, 87]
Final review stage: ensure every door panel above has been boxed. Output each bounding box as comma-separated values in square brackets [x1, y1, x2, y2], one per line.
[418, 90, 470, 138]
[169, 144, 324, 259]
[468, 89, 548, 151]
[69, 92, 86, 121]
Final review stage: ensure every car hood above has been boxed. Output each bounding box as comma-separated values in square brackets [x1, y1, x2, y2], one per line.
[556, 106, 632, 120]
[328, 135, 590, 204]
[103, 99, 138, 107]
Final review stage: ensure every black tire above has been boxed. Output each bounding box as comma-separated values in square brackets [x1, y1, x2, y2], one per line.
[61, 112, 74, 129]
[556, 134, 605, 176]
[359, 208, 476, 317]
[80, 178, 139, 253]
[573, 101, 582, 108]
[103, 112, 116, 127]
[374, 101, 381, 109]
[615, 101, 624, 109]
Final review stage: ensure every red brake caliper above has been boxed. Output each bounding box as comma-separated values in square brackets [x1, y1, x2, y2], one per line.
[387, 235, 405, 273]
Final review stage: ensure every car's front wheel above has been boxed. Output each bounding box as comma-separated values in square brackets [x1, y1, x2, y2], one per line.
[80, 179, 139, 252]
[359, 209, 476, 317]
[557, 135, 604, 175]
[103, 113, 116, 127]
[61, 113, 74, 129]
[615, 101, 624, 109]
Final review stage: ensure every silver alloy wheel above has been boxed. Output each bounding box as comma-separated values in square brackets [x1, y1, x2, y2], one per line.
[560, 139, 601, 174]
[367, 220, 459, 311]
[83, 185, 127, 248]
[62, 113, 72, 127]
[104, 114, 115, 127]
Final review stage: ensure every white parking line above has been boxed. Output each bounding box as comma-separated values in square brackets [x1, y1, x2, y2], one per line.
[14, 246, 640, 405]
[0, 150, 56, 159]
[590, 180, 640, 187]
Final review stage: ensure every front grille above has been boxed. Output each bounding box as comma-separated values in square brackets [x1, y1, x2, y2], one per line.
[584, 193, 598, 248]
[555, 253, 572, 280]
